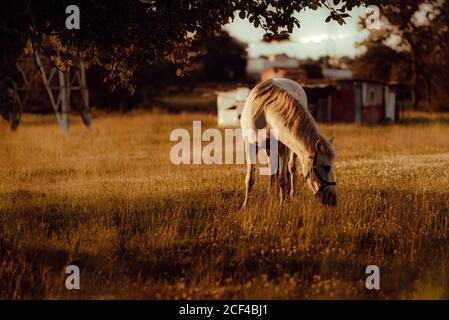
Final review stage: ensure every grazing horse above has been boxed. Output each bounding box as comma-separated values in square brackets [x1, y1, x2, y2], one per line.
[240, 78, 337, 207]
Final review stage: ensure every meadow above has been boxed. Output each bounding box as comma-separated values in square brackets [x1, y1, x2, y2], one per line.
[1, 111, 449, 299]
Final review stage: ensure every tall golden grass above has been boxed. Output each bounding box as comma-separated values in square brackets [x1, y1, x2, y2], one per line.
[1, 111, 449, 299]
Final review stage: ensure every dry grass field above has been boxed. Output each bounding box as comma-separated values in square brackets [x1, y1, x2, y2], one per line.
[1, 111, 449, 299]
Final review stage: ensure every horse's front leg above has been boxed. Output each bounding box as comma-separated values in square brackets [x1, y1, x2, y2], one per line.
[242, 140, 257, 209]
[269, 171, 278, 195]
[288, 151, 298, 198]
[265, 137, 279, 196]
[278, 143, 291, 204]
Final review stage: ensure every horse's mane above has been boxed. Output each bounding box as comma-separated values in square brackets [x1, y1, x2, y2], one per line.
[252, 79, 335, 159]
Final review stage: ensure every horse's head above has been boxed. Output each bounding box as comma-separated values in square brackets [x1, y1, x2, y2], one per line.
[303, 137, 337, 206]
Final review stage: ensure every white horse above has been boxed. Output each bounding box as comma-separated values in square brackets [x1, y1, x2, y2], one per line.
[240, 78, 337, 207]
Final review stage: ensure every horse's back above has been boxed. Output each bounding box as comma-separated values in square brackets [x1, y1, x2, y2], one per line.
[271, 78, 308, 107]
[240, 78, 308, 132]
[240, 82, 265, 131]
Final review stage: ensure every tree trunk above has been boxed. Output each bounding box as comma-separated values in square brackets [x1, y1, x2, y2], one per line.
[424, 76, 432, 111]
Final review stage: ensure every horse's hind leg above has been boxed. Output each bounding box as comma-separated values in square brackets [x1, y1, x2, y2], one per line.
[278, 143, 291, 204]
[269, 171, 278, 195]
[265, 136, 279, 196]
[243, 162, 256, 208]
[288, 151, 298, 198]
[242, 139, 257, 208]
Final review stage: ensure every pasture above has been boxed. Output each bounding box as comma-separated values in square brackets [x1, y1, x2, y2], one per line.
[1, 111, 449, 299]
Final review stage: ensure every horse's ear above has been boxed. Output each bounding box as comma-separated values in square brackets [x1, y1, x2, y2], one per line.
[329, 135, 335, 145]
[315, 139, 323, 152]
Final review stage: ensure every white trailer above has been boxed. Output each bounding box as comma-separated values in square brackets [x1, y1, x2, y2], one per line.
[216, 87, 250, 127]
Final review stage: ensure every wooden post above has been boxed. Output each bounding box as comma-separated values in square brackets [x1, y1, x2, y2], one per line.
[12, 51, 91, 132]
[79, 60, 92, 126]
[58, 69, 70, 133]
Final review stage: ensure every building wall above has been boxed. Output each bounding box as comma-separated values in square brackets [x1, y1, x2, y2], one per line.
[261, 67, 307, 82]
[246, 56, 299, 78]
[331, 83, 355, 122]
[362, 83, 384, 124]
[384, 86, 396, 121]
[304, 87, 334, 123]
[361, 105, 383, 124]
[246, 58, 272, 78]
[216, 87, 250, 127]
[322, 68, 353, 79]
[363, 83, 384, 107]
[330, 82, 387, 124]
[260, 68, 284, 81]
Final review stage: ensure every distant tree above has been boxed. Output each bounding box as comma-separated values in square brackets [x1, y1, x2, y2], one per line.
[317, 56, 332, 68]
[358, 0, 449, 110]
[0, 0, 389, 122]
[0, 0, 387, 92]
[87, 63, 184, 111]
[354, 42, 406, 82]
[191, 31, 247, 82]
[88, 31, 247, 110]
[380, 1, 434, 109]
[300, 63, 324, 79]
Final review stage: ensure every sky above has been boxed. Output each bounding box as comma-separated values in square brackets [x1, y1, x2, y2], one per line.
[224, 7, 369, 59]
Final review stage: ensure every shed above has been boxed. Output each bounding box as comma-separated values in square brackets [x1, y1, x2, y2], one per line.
[331, 79, 390, 124]
[301, 79, 398, 124]
[216, 87, 250, 127]
[301, 81, 335, 122]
